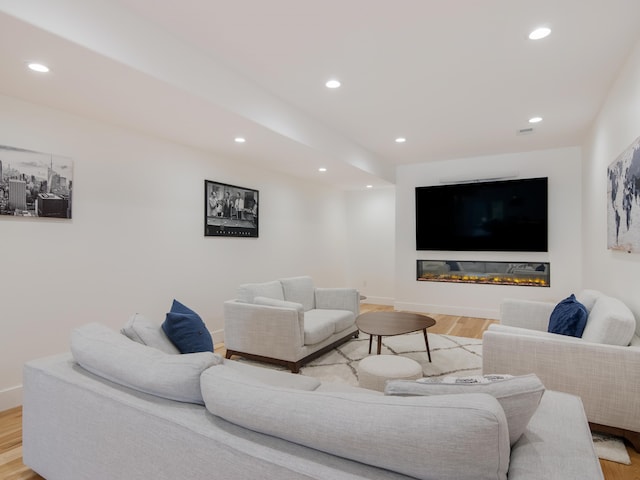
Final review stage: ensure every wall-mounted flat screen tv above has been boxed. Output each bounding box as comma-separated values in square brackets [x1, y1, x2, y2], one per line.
[415, 177, 548, 252]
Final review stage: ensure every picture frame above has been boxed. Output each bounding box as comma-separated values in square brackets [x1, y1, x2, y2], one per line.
[204, 179, 258, 237]
[0, 144, 73, 219]
[607, 135, 640, 253]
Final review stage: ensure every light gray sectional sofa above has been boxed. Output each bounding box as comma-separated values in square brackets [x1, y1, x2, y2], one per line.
[223, 276, 360, 372]
[21, 321, 605, 480]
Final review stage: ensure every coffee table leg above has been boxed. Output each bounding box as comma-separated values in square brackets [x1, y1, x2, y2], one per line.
[368, 334, 373, 354]
[423, 329, 432, 362]
[377, 336, 382, 355]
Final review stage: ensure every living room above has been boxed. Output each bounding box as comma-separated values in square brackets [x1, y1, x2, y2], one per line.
[1, 1, 640, 478]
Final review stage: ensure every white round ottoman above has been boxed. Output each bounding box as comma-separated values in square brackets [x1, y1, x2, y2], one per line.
[358, 355, 423, 392]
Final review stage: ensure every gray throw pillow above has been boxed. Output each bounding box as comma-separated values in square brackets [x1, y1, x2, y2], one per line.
[253, 296, 304, 323]
[121, 313, 180, 354]
[385, 373, 545, 446]
[237, 280, 284, 303]
[575, 289, 602, 313]
[580, 295, 636, 346]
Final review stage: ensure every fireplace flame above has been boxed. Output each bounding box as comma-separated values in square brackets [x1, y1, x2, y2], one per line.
[417, 273, 549, 287]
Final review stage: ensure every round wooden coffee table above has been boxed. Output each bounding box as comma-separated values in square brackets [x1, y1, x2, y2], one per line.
[356, 311, 436, 361]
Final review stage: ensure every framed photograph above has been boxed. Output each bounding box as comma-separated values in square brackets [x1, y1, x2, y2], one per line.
[0, 144, 73, 219]
[607, 135, 640, 252]
[204, 179, 259, 237]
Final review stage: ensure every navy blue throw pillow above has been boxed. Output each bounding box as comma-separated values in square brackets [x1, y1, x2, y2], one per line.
[548, 294, 588, 338]
[162, 300, 214, 353]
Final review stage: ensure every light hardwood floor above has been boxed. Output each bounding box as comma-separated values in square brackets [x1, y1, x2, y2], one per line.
[1, 304, 638, 479]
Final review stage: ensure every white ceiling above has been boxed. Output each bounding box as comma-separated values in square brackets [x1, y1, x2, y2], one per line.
[1, 0, 639, 190]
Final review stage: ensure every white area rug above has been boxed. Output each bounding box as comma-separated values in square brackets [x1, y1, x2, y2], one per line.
[299, 332, 482, 386]
[592, 433, 631, 465]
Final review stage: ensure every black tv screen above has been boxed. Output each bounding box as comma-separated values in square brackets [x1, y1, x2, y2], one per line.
[415, 177, 548, 252]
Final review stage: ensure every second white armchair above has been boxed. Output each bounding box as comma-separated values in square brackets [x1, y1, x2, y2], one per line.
[224, 276, 359, 373]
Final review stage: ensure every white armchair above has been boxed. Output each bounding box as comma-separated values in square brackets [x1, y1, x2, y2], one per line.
[224, 276, 359, 373]
[483, 290, 640, 450]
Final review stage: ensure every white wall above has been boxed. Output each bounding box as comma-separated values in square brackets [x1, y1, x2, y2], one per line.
[345, 187, 396, 305]
[583, 38, 640, 323]
[395, 147, 583, 319]
[7, 36, 640, 412]
[0, 94, 351, 410]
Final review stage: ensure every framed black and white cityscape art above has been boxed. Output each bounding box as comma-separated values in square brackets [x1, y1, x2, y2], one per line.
[608, 135, 640, 253]
[0, 144, 73, 219]
[204, 179, 259, 237]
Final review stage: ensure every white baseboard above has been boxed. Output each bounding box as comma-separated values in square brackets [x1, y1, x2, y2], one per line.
[212, 328, 225, 346]
[361, 296, 395, 306]
[0, 385, 23, 412]
[394, 301, 499, 320]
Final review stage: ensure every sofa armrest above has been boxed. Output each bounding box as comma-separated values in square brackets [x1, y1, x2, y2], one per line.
[483, 329, 640, 432]
[487, 324, 586, 344]
[223, 300, 304, 361]
[500, 298, 555, 331]
[315, 288, 359, 316]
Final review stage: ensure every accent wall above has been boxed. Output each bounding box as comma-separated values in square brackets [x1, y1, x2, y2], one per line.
[395, 147, 582, 319]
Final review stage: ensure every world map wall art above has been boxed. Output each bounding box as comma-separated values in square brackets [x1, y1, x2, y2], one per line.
[608, 135, 640, 253]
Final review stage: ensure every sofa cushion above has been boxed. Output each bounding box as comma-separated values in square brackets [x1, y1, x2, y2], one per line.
[302, 311, 335, 345]
[330, 309, 355, 333]
[385, 373, 545, 446]
[509, 390, 608, 480]
[121, 313, 180, 355]
[547, 294, 588, 338]
[71, 323, 222, 404]
[162, 300, 214, 353]
[237, 280, 284, 303]
[201, 364, 510, 480]
[280, 276, 315, 311]
[581, 295, 636, 346]
[305, 308, 355, 334]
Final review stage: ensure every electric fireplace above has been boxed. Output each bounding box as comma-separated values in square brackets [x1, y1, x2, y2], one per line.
[417, 260, 549, 287]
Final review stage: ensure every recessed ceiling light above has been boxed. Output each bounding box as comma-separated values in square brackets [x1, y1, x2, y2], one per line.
[325, 79, 341, 89]
[366, 185, 373, 189]
[529, 27, 551, 40]
[234, 137, 246, 143]
[395, 137, 406, 143]
[318, 167, 327, 172]
[27, 63, 49, 73]
[528, 116, 543, 124]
